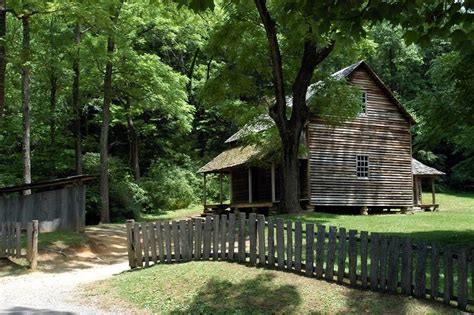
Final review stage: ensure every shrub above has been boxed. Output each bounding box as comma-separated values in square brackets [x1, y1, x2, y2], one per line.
[83, 153, 147, 223]
[141, 159, 200, 211]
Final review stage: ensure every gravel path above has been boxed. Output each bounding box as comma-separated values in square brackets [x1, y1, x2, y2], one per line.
[0, 225, 130, 314]
[0, 262, 129, 314]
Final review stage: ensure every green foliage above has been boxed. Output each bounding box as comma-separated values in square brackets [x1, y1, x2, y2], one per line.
[141, 159, 200, 211]
[414, 50, 474, 185]
[83, 153, 144, 223]
[0, 0, 473, 225]
[308, 77, 362, 126]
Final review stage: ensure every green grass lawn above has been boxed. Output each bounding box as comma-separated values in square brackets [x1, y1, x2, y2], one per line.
[139, 204, 203, 222]
[84, 261, 461, 314]
[277, 192, 474, 248]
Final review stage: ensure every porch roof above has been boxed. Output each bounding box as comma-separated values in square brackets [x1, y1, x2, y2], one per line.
[198, 145, 262, 174]
[412, 158, 445, 176]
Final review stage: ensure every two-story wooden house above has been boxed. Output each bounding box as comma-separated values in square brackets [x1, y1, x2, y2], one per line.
[199, 61, 443, 214]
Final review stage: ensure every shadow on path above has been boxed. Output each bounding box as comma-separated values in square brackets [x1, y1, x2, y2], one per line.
[2, 306, 75, 314]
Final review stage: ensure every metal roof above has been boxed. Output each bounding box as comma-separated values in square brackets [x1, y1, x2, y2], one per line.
[412, 159, 445, 176]
[0, 175, 94, 195]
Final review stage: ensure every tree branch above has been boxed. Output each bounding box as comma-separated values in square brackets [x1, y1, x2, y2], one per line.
[254, 0, 286, 128]
[290, 40, 334, 127]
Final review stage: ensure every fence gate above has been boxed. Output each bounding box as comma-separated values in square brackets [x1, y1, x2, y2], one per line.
[126, 214, 474, 311]
[0, 220, 39, 269]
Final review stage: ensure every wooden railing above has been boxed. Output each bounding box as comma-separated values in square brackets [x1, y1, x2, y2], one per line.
[126, 214, 473, 311]
[0, 220, 38, 270]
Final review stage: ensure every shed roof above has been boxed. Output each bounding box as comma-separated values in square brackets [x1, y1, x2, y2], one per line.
[225, 61, 416, 143]
[198, 145, 262, 173]
[412, 158, 445, 176]
[0, 175, 94, 195]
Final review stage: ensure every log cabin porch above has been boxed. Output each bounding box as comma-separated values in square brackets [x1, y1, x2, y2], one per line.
[412, 159, 445, 211]
[198, 145, 308, 215]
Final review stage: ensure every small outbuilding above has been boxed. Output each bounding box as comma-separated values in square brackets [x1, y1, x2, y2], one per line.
[412, 158, 445, 211]
[0, 175, 93, 232]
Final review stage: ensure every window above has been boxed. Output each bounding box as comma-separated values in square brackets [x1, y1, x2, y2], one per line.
[360, 91, 368, 115]
[356, 155, 369, 178]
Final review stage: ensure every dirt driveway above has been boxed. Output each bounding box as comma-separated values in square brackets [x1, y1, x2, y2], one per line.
[0, 224, 130, 314]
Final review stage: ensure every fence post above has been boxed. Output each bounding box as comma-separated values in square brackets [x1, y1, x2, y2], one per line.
[257, 214, 266, 265]
[134, 222, 143, 267]
[348, 229, 358, 286]
[401, 237, 412, 295]
[276, 218, 285, 269]
[457, 249, 468, 310]
[126, 219, 136, 268]
[325, 226, 337, 281]
[443, 247, 453, 305]
[29, 220, 38, 270]
[249, 213, 257, 265]
[238, 212, 246, 262]
[305, 223, 314, 277]
[15, 222, 21, 259]
[0, 223, 3, 258]
[414, 241, 427, 298]
[294, 221, 303, 273]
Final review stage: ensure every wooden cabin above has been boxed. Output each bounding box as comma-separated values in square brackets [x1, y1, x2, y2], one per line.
[199, 61, 444, 214]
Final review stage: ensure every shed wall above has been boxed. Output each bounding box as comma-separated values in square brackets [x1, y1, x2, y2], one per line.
[0, 186, 86, 232]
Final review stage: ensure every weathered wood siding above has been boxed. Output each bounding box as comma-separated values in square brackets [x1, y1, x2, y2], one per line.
[0, 186, 86, 232]
[231, 165, 308, 204]
[252, 168, 272, 202]
[308, 67, 413, 207]
[231, 168, 249, 203]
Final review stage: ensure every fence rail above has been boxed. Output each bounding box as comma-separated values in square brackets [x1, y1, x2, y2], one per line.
[0, 220, 38, 269]
[126, 214, 474, 311]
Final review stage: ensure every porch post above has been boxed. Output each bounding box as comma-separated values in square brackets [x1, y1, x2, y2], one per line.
[219, 172, 223, 205]
[271, 162, 276, 202]
[248, 168, 253, 203]
[431, 176, 436, 207]
[229, 171, 233, 204]
[413, 176, 419, 206]
[203, 173, 207, 206]
[418, 177, 423, 205]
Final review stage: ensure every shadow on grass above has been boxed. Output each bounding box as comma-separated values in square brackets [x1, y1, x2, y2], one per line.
[277, 211, 337, 226]
[341, 284, 462, 314]
[171, 272, 301, 314]
[388, 230, 474, 250]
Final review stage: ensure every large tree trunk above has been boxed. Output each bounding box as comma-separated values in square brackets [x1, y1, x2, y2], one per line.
[0, 0, 6, 118]
[49, 73, 57, 175]
[100, 36, 114, 223]
[125, 97, 139, 181]
[279, 130, 302, 213]
[21, 16, 31, 189]
[72, 22, 82, 174]
[255, 0, 334, 213]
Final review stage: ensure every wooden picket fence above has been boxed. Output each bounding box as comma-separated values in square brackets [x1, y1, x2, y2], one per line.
[126, 214, 474, 311]
[0, 220, 39, 269]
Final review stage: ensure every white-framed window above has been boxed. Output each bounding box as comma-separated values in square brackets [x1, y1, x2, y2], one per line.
[356, 155, 369, 178]
[360, 91, 368, 115]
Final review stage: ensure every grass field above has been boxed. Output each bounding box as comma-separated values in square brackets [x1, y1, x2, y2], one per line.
[81, 194, 473, 314]
[139, 204, 203, 222]
[84, 261, 462, 314]
[278, 192, 474, 248]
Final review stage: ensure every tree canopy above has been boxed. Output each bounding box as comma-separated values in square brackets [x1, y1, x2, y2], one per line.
[0, 0, 471, 220]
